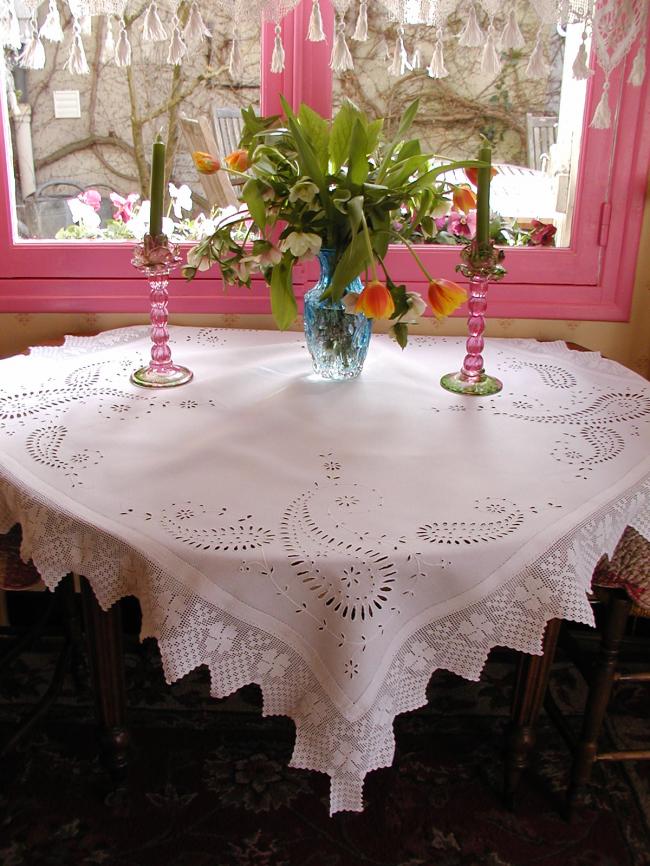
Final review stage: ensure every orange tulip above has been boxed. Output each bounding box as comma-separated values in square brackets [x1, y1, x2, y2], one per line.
[192, 151, 221, 174]
[428, 279, 466, 319]
[355, 280, 395, 319]
[465, 166, 498, 187]
[452, 185, 477, 214]
[225, 149, 251, 172]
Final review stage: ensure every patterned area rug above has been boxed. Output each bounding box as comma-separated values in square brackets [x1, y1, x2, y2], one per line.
[0, 634, 648, 866]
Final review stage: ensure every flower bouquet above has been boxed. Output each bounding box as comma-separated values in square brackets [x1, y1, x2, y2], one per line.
[184, 98, 488, 375]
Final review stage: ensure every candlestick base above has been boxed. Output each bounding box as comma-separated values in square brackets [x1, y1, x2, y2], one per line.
[440, 370, 502, 396]
[130, 364, 193, 389]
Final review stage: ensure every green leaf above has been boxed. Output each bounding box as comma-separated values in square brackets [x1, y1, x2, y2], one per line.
[377, 100, 421, 181]
[298, 103, 330, 173]
[395, 139, 421, 161]
[366, 118, 384, 155]
[392, 322, 408, 350]
[270, 257, 297, 330]
[407, 159, 485, 193]
[242, 179, 267, 229]
[383, 154, 431, 188]
[280, 96, 331, 217]
[327, 232, 372, 302]
[347, 195, 364, 234]
[348, 120, 370, 186]
[369, 211, 391, 258]
[329, 101, 359, 172]
[395, 99, 420, 141]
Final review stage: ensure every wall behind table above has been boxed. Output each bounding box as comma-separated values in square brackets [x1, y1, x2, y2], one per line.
[2, 199, 649, 376]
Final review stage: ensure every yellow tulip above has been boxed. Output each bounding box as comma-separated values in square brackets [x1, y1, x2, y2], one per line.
[355, 280, 395, 319]
[428, 279, 466, 319]
[225, 149, 251, 172]
[191, 151, 221, 174]
[452, 185, 477, 214]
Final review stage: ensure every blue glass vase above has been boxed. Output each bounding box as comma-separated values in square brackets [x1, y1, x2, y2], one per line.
[303, 249, 372, 380]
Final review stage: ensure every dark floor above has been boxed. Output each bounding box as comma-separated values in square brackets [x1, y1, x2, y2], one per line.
[0, 594, 649, 866]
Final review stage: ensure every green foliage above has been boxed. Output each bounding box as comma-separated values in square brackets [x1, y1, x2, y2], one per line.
[184, 97, 488, 343]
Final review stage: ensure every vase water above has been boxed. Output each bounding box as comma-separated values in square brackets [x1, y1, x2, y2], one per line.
[303, 249, 372, 380]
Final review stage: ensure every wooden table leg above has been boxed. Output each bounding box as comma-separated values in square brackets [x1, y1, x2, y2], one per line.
[80, 576, 131, 776]
[504, 617, 561, 808]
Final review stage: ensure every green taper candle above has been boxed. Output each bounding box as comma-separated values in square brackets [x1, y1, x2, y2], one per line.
[149, 135, 165, 238]
[476, 142, 492, 250]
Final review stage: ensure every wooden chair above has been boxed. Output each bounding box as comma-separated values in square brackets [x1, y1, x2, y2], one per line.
[0, 525, 83, 756]
[526, 114, 558, 172]
[522, 526, 650, 816]
[505, 493, 649, 810]
[212, 106, 245, 161]
[179, 115, 239, 210]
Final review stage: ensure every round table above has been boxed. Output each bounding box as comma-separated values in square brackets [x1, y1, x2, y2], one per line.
[1, 326, 648, 813]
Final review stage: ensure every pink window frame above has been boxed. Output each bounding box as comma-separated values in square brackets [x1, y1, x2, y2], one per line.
[0, 0, 648, 321]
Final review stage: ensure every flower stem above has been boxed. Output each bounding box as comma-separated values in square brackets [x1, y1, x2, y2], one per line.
[398, 234, 434, 282]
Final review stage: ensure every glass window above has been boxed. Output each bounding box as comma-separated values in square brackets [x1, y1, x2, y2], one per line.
[332, 2, 589, 248]
[5, 3, 260, 241]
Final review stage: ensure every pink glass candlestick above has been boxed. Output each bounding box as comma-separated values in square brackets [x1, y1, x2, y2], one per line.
[441, 237, 505, 397]
[441, 274, 502, 396]
[130, 236, 193, 389]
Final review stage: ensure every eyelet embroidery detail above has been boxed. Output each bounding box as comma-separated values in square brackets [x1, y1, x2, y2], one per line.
[416, 498, 525, 545]
[26, 424, 102, 487]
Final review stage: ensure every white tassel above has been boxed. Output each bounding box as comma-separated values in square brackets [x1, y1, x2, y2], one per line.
[590, 82, 611, 129]
[184, 2, 210, 43]
[627, 40, 646, 86]
[307, 0, 325, 42]
[1, 2, 22, 51]
[571, 37, 593, 80]
[352, 0, 368, 42]
[271, 23, 285, 73]
[499, 9, 524, 50]
[64, 22, 89, 74]
[427, 31, 448, 78]
[167, 19, 187, 65]
[229, 30, 243, 80]
[411, 48, 421, 70]
[40, 0, 64, 43]
[18, 20, 45, 70]
[388, 27, 409, 76]
[481, 25, 501, 75]
[458, 3, 484, 48]
[114, 20, 131, 66]
[79, 14, 91, 36]
[330, 17, 354, 72]
[100, 17, 115, 63]
[142, 1, 167, 42]
[526, 31, 549, 78]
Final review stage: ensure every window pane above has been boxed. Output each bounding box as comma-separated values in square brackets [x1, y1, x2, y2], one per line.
[5, 3, 259, 240]
[332, 3, 590, 248]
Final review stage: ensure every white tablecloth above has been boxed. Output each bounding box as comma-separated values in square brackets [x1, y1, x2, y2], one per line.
[1, 326, 649, 813]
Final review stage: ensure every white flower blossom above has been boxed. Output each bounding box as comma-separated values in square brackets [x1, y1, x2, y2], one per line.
[288, 179, 319, 204]
[168, 183, 193, 219]
[187, 246, 212, 271]
[405, 291, 427, 318]
[194, 213, 217, 239]
[280, 231, 322, 260]
[125, 200, 150, 240]
[67, 198, 101, 230]
[257, 244, 283, 266]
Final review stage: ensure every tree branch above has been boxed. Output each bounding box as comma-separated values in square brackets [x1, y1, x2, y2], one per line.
[35, 135, 136, 170]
